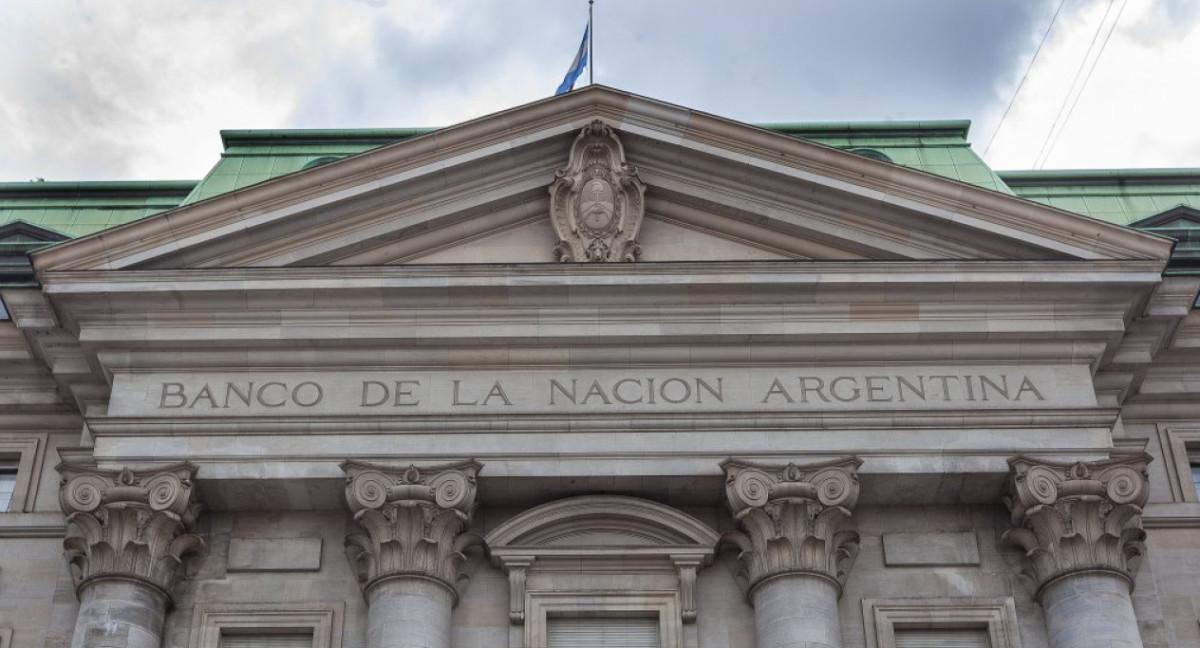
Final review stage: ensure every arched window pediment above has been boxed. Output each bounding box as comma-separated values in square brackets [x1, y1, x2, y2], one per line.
[484, 495, 720, 628]
[485, 495, 720, 554]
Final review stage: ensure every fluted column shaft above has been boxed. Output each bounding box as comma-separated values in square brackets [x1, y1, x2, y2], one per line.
[58, 463, 203, 648]
[1004, 455, 1151, 648]
[343, 460, 481, 648]
[722, 457, 861, 648]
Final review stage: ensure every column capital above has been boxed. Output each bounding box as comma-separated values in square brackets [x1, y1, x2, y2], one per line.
[721, 457, 862, 597]
[342, 459, 482, 601]
[58, 462, 204, 600]
[1002, 454, 1152, 597]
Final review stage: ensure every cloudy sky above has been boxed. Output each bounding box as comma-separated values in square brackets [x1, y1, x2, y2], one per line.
[1, 0, 1197, 182]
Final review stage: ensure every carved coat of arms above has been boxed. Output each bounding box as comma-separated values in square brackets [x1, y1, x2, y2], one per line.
[549, 120, 646, 262]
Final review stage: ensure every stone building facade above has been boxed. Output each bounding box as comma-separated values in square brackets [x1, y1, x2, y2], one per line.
[1, 86, 1199, 648]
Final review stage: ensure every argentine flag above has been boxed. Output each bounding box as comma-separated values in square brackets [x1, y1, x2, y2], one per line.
[555, 24, 590, 95]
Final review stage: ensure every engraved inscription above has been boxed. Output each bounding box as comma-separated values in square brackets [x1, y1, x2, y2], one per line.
[109, 366, 1087, 418]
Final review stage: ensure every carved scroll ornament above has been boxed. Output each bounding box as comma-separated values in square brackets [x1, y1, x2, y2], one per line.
[721, 457, 862, 597]
[1003, 454, 1151, 597]
[58, 463, 204, 599]
[342, 459, 482, 602]
[549, 120, 647, 262]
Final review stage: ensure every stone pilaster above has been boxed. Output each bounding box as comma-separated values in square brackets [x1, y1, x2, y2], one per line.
[721, 457, 862, 648]
[58, 463, 203, 648]
[342, 460, 482, 648]
[1003, 455, 1152, 648]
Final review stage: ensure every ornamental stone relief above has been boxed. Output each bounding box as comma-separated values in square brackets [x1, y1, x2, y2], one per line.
[58, 462, 204, 598]
[1003, 454, 1152, 597]
[549, 120, 647, 262]
[342, 459, 483, 602]
[721, 457, 862, 596]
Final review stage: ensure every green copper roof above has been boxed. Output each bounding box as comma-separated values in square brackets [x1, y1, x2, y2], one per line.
[0, 181, 196, 238]
[181, 120, 1015, 204]
[770, 121, 1014, 195]
[999, 169, 1200, 226]
[182, 129, 436, 205]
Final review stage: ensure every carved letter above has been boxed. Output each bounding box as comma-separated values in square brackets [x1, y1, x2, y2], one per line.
[256, 382, 288, 407]
[695, 377, 724, 404]
[659, 378, 692, 404]
[1015, 377, 1045, 401]
[829, 376, 861, 402]
[761, 378, 795, 404]
[159, 383, 187, 408]
[292, 381, 323, 407]
[549, 379, 577, 405]
[224, 382, 254, 408]
[452, 380, 478, 406]
[895, 375, 926, 402]
[798, 376, 830, 403]
[361, 380, 389, 407]
[612, 378, 644, 404]
[864, 376, 892, 402]
[481, 381, 513, 406]
[394, 380, 421, 406]
[188, 384, 219, 409]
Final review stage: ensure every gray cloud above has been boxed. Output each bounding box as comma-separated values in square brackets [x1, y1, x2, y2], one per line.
[6, 0, 1189, 181]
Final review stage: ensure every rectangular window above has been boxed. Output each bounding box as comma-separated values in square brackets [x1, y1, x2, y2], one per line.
[0, 463, 18, 512]
[894, 628, 992, 648]
[220, 635, 312, 648]
[1191, 459, 1200, 500]
[548, 618, 660, 648]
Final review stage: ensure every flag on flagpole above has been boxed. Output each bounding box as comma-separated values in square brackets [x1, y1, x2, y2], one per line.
[555, 23, 590, 95]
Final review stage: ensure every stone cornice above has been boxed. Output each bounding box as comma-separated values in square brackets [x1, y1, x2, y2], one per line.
[341, 459, 482, 602]
[40, 258, 1168, 290]
[721, 457, 862, 598]
[58, 462, 204, 599]
[1002, 454, 1152, 598]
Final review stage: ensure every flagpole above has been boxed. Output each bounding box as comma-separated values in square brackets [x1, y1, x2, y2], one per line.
[588, 0, 595, 85]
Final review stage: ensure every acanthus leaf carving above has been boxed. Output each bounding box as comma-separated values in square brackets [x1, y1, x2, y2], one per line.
[720, 457, 862, 598]
[342, 459, 482, 603]
[549, 120, 646, 263]
[1002, 454, 1152, 598]
[57, 462, 204, 599]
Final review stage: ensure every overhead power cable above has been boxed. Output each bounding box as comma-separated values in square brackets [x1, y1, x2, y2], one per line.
[1037, 0, 1129, 167]
[1032, 0, 1119, 169]
[983, 0, 1071, 158]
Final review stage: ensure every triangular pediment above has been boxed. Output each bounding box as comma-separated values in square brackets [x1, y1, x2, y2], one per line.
[33, 87, 1171, 272]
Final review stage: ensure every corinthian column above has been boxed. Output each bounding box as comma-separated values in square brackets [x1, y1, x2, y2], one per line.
[1003, 455, 1152, 648]
[59, 463, 204, 648]
[342, 460, 482, 648]
[721, 457, 862, 648]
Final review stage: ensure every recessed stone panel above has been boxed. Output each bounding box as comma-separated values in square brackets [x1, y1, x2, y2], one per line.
[228, 537, 322, 572]
[882, 532, 980, 567]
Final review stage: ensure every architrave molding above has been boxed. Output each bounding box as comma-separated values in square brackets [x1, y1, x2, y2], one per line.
[188, 602, 344, 648]
[862, 597, 1024, 648]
